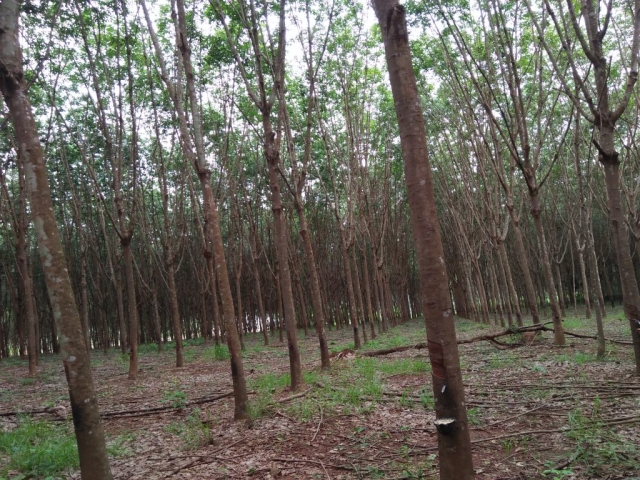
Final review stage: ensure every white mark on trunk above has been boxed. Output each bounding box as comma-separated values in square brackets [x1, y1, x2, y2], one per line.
[441, 385, 446, 393]
[443, 309, 451, 318]
[24, 161, 38, 191]
[68, 356, 76, 362]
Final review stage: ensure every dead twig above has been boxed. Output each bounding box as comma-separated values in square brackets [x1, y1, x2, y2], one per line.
[311, 404, 324, 443]
[279, 387, 311, 403]
[272, 457, 354, 472]
[168, 437, 247, 475]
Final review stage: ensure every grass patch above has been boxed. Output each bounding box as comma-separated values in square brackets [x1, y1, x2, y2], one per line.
[161, 388, 188, 409]
[563, 398, 638, 476]
[329, 341, 355, 354]
[184, 337, 205, 347]
[19, 377, 37, 387]
[244, 343, 269, 357]
[163, 409, 213, 450]
[107, 431, 136, 457]
[551, 352, 601, 365]
[562, 317, 583, 330]
[201, 344, 230, 361]
[455, 319, 489, 332]
[182, 348, 197, 363]
[361, 329, 413, 352]
[487, 351, 519, 369]
[249, 372, 290, 392]
[246, 371, 291, 420]
[0, 417, 78, 478]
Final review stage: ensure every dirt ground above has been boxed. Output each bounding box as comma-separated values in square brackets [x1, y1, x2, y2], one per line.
[1, 311, 640, 480]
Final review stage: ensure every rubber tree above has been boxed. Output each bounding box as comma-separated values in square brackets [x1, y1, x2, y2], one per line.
[371, 1, 475, 478]
[529, 0, 640, 373]
[0, 1, 113, 477]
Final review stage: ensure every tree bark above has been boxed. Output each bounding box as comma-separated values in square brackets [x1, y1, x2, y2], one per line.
[15, 169, 37, 374]
[361, 248, 377, 339]
[508, 208, 540, 324]
[372, 2, 474, 478]
[602, 157, 640, 372]
[296, 206, 330, 366]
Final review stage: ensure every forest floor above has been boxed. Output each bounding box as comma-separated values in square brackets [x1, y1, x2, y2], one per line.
[1, 309, 640, 480]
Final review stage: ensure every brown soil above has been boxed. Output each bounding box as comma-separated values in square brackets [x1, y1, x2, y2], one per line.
[2, 314, 640, 479]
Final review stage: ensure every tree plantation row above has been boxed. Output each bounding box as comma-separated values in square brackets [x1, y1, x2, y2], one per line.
[0, 0, 639, 478]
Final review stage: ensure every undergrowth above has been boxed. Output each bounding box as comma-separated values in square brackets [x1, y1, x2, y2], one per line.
[563, 398, 638, 476]
[0, 417, 78, 479]
[163, 408, 213, 450]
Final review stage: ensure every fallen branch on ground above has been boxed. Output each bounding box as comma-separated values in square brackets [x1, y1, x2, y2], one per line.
[0, 391, 237, 419]
[356, 323, 632, 357]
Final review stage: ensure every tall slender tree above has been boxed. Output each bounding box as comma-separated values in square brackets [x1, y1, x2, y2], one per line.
[0, 1, 112, 477]
[372, 1, 474, 478]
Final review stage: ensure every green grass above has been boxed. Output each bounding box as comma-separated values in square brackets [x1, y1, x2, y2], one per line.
[246, 372, 292, 419]
[487, 351, 519, 369]
[329, 341, 355, 354]
[138, 343, 161, 355]
[455, 318, 490, 332]
[562, 317, 583, 330]
[548, 352, 604, 365]
[18, 377, 37, 387]
[184, 337, 205, 347]
[163, 409, 213, 450]
[182, 348, 197, 363]
[561, 398, 638, 476]
[107, 432, 136, 457]
[161, 388, 188, 409]
[249, 372, 291, 392]
[361, 330, 411, 351]
[0, 417, 78, 478]
[201, 344, 230, 361]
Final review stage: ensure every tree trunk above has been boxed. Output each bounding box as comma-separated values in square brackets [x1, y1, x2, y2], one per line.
[0, 3, 113, 476]
[338, 231, 361, 349]
[554, 262, 567, 318]
[249, 233, 269, 346]
[361, 249, 377, 339]
[16, 209, 37, 375]
[79, 241, 91, 351]
[577, 244, 591, 319]
[508, 209, 540, 324]
[602, 158, 640, 372]
[488, 257, 505, 326]
[585, 228, 606, 357]
[296, 206, 330, 366]
[496, 243, 517, 326]
[530, 194, 565, 345]
[264, 123, 303, 389]
[352, 249, 368, 342]
[122, 240, 139, 379]
[166, 249, 183, 366]
[372, 2, 474, 477]
[115, 264, 127, 352]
